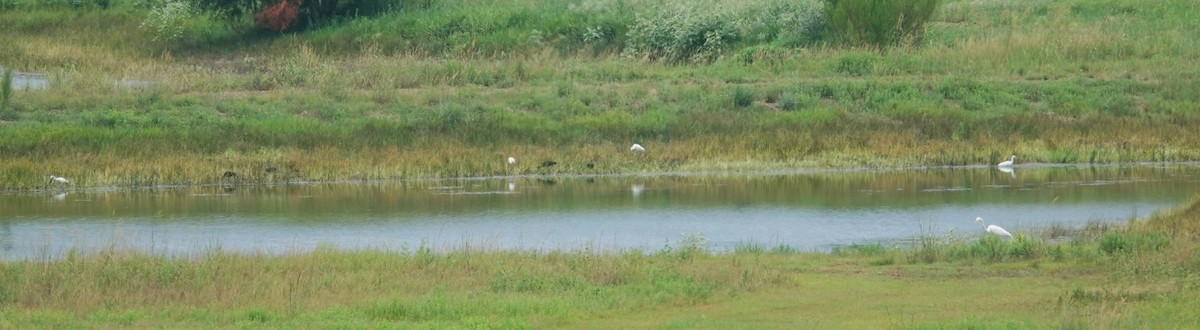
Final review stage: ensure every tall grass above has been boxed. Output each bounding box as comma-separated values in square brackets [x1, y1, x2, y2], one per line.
[825, 0, 941, 48]
[0, 241, 782, 328]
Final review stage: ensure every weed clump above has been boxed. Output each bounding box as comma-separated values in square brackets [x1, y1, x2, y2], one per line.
[732, 86, 754, 108]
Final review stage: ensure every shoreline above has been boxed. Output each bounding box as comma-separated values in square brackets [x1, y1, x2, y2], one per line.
[7, 161, 1200, 194]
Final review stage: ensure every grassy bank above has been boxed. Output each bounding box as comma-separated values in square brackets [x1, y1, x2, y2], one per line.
[2, 0, 1199, 190]
[3, 196, 1199, 328]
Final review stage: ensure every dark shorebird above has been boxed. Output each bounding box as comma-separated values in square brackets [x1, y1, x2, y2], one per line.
[538, 160, 557, 169]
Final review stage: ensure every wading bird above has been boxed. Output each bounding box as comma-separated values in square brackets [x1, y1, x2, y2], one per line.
[975, 217, 1013, 239]
[48, 175, 69, 189]
[508, 157, 517, 166]
[538, 160, 557, 169]
[630, 143, 645, 152]
[998, 155, 1016, 168]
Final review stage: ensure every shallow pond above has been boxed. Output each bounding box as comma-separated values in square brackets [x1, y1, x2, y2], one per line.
[2, 164, 1198, 259]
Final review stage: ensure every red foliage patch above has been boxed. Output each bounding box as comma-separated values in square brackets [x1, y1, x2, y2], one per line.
[254, 0, 302, 32]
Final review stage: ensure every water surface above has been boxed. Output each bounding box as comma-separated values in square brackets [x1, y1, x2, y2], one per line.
[2, 165, 1197, 259]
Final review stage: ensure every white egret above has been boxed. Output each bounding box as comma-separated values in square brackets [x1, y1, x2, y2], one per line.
[997, 155, 1016, 168]
[974, 217, 1013, 238]
[507, 157, 516, 166]
[630, 143, 645, 152]
[49, 175, 69, 188]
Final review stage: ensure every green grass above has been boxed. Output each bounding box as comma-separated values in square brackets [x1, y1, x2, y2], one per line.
[1, 0, 1198, 189]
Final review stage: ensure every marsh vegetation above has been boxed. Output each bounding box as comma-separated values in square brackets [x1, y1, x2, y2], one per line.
[2, 0, 1198, 189]
[2, 0, 1199, 327]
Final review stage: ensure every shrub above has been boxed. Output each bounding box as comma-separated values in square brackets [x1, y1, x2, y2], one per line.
[779, 94, 798, 111]
[736, 0, 826, 46]
[732, 86, 754, 108]
[824, 0, 940, 48]
[624, 6, 738, 63]
[140, 0, 195, 42]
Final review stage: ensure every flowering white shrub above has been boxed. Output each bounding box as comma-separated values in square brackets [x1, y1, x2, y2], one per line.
[139, 0, 194, 42]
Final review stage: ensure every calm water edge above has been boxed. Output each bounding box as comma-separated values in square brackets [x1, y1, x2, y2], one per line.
[2, 164, 1198, 259]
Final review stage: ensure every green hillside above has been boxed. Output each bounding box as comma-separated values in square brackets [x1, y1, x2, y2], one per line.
[1, 0, 1198, 189]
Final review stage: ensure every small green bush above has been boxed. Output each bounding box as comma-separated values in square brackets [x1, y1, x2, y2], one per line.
[732, 86, 754, 108]
[824, 0, 940, 48]
[779, 94, 799, 111]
